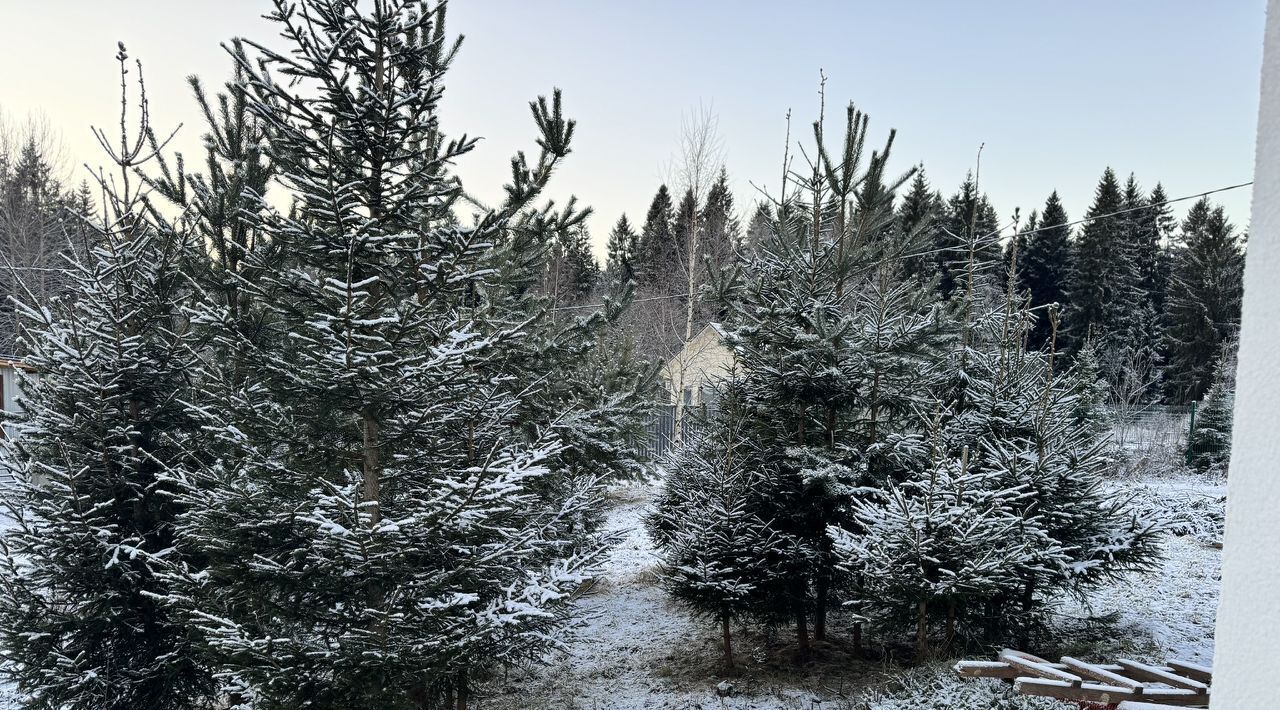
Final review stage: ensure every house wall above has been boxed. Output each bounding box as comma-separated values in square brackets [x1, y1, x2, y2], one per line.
[0, 362, 27, 439]
[661, 326, 733, 406]
[1212, 2, 1280, 706]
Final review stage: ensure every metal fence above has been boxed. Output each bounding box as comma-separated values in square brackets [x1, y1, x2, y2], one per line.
[638, 402, 1199, 461]
[638, 404, 711, 459]
[1109, 404, 1195, 452]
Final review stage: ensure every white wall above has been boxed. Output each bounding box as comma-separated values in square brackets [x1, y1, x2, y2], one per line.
[1211, 2, 1280, 707]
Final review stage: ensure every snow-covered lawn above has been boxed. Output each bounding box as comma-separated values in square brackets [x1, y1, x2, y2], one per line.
[480, 474, 1224, 709]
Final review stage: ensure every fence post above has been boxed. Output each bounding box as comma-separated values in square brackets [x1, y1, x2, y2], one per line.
[1185, 400, 1198, 464]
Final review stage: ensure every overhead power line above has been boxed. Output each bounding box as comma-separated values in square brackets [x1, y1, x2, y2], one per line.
[551, 179, 1254, 313]
[997, 180, 1253, 242]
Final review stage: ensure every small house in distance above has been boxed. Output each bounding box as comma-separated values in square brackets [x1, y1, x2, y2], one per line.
[662, 323, 734, 407]
[0, 356, 32, 439]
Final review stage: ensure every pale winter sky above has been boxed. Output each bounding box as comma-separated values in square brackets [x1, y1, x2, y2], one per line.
[0, 1, 1266, 257]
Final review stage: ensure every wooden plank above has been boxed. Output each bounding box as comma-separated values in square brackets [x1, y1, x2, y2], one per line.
[1118, 658, 1210, 692]
[999, 649, 1082, 685]
[954, 660, 1012, 678]
[1061, 655, 1145, 692]
[1001, 648, 1052, 663]
[955, 660, 1177, 680]
[1015, 678, 1209, 707]
[1167, 659, 1213, 684]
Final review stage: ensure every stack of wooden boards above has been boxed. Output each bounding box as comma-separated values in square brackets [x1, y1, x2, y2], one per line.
[955, 648, 1212, 708]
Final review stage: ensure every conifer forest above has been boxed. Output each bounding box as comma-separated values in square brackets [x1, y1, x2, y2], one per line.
[0, 1, 1251, 708]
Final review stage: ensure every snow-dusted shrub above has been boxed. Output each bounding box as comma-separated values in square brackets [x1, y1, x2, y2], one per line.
[852, 665, 1060, 710]
[1128, 485, 1224, 546]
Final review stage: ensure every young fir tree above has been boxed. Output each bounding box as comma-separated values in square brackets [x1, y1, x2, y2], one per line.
[1017, 191, 1072, 351]
[0, 48, 215, 709]
[704, 102, 933, 655]
[830, 442, 1029, 660]
[933, 239, 1163, 645]
[1186, 336, 1238, 474]
[648, 384, 793, 670]
[144, 48, 277, 360]
[161, 4, 617, 707]
[604, 214, 639, 286]
[1162, 198, 1245, 403]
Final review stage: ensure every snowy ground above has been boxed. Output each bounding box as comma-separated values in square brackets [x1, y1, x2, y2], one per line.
[1055, 472, 1225, 666]
[478, 473, 1225, 709]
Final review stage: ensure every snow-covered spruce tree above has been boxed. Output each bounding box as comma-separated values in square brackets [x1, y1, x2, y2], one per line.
[707, 102, 944, 655]
[830, 442, 1029, 660]
[648, 383, 794, 670]
[160, 3, 617, 707]
[1186, 336, 1238, 474]
[936, 241, 1163, 646]
[0, 48, 215, 709]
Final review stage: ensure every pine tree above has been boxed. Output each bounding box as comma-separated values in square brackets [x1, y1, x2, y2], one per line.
[701, 166, 740, 271]
[0, 47, 214, 709]
[161, 4, 613, 707]
[1064, 168, 1142, 357]
[1162, 198, 1245, 403]
[1147, 183, 1177, 314]
[672, 186, 698, 277]
[545, 224, 599, 304]
[0, 134, 78, 353]
[1018, 191, 1071, 350]
[635, 184, 676, 286]
[896, 166, 939, 282]
[742, 202, 772, 257]
[605, 214, 639, 285]
[1186, 337, 1237, 474]
[932, 174, 1000, 299]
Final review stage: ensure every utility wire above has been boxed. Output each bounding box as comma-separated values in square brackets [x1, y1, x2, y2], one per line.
[552, 179, 1253, 312]
[996, 180, 1252, 242]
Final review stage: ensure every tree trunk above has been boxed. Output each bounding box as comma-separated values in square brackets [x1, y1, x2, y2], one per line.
[1018, 579, 1036, 649]
[362, 406, 381, 525]
[945, 601, 957, 653]
[814, 577, 828, 642]
[795, 604, 810, 658]
[915, 600, 929, 661]
[722, 614, 734, 671]
[853, 620, 863, 658]
[455, 670, 469, 710]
